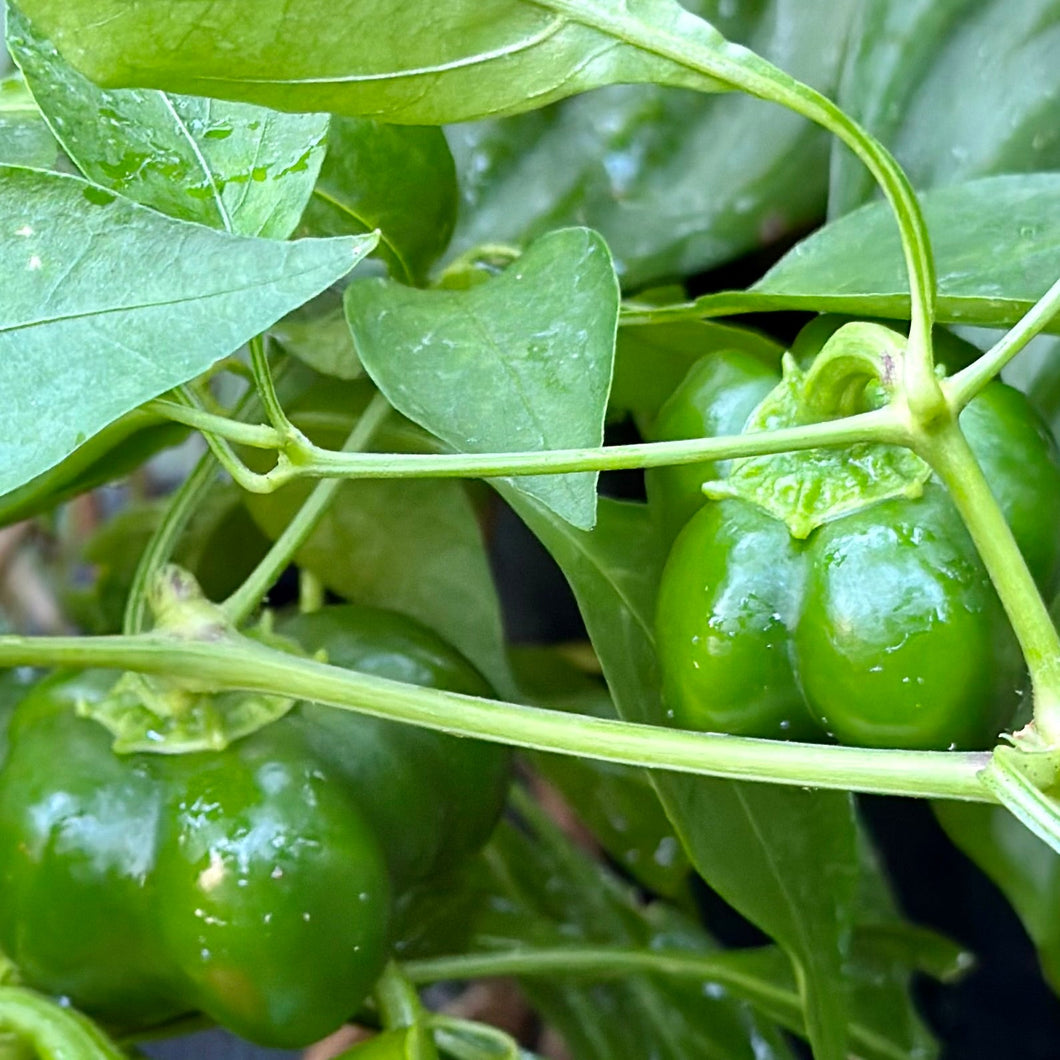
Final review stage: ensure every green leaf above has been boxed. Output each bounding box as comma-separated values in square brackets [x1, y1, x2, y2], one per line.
[0, 165, 373, 499]
[505, 491, 858, 1060]
[830, 0, 1060, 216]
[14, 0, 733, 123]
[447, 0, 857, 286]
[0, 72, 58, 167]
[244, 379, 512, 697]
[629, 175, 1060, 331]
[7, 2, 327, 238]
[935, 800, 1060, 994]
[468, 814, 798, 1060]
[346, 228, 619, 530]
[300, 117, 457, 284]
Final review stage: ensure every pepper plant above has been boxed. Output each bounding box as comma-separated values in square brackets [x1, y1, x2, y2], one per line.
[0, 1, 1059, 1058]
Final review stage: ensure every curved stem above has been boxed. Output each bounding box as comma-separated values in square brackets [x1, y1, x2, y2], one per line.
[249, 334, 294, 434]
[533, 0, 939, 415]
[947, 272, 1060, 407]
[144, 397, 283, 449]
[123, 452, 216, 635]
[0, 633, 991, 801]
[374, 964, 440, 1060]
[122, 374, 280, 634]
[426, 1016, 521, 1060]
[0, 987, 126, 1060]
[914, 418, 1060, 741]
[221, 391, 391, 625]
[374, 963, 422, 1031]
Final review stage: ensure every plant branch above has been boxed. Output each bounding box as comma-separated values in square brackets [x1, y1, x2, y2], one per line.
[273, 405, 904, 483]
[531, 0, 940, 416]
[913, 418, 1060, 741]
[144, 397, 283, 449]
[404, 948, 904, 1060]
[249, 334, 295, 434]
[947, 272, 1060, 406]
[221, 391, 392, 625]
[0, 633, 991, 801]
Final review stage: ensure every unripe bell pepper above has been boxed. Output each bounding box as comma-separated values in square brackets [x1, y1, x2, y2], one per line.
[651, 322, 1060, 749]
[0, 604, 510, 1047]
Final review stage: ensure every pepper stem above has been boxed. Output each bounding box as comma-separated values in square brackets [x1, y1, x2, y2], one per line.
[913, 417, 1060, 749]
[799, 322, 907, 419]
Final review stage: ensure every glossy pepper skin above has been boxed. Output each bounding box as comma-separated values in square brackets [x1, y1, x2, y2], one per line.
[650, 331, 1060, 750]
[0, 605, 510, 1048]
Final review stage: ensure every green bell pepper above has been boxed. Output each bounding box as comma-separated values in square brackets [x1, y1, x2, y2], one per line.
[650, 322, 1060, 749]
[0, 605, 510, 1048]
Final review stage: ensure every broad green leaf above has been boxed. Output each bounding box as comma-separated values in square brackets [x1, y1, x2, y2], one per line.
[14, 0, 736, 123]
[7, 2, 327, 238]
[0, 165, 372, 499]
[628, 175, 1060, 332]
[244, 379, 512, 697]
[448, 0, 857, 286]
[830, 0, 1060, 216]
[346, 229, 619, 530]
[504, 491, 857, 1060]
[300, 117, 457, 284]
[935, 800, 1060, 994]
[402, 813, 798, 1060]
[489, 816, 796, 1060]
[0, 73, 57, 167]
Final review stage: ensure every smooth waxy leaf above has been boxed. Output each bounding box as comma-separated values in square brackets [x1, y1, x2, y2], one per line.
[448, 0, 857, 286]
[0, 73, 57, 167]
[244, 380, 512, 696]
[14, 0, 736, 123]
[300, 117, 457, 284]
[629, 175, 1060, 331]
[398, 813, 798, 1060]
[7, 2, 327, 238]
[830, 0, 1060, 216]
[346, 228, 619, 530]
[505, 491, 858, 1060]
[0, 165, 373, 498]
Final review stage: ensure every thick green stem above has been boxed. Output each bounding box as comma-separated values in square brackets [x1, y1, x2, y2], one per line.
[0, 988, 126, 1060]
[0, 633, 990, 800]
[799, 322, 908, 418]
[915, 418, 1060, 742]
[221, 392, 391, 625]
